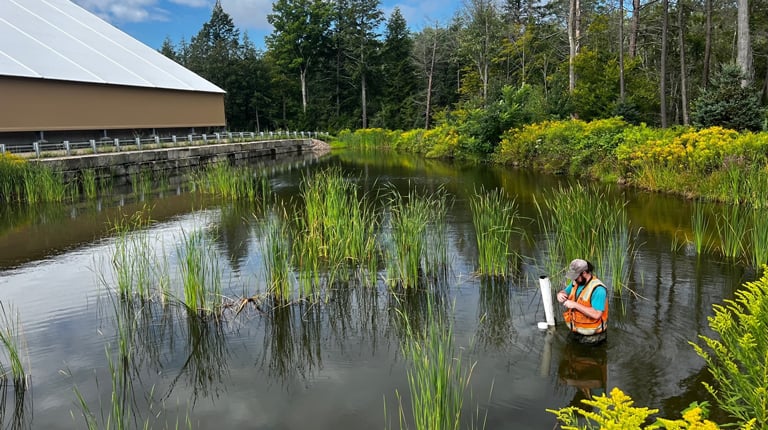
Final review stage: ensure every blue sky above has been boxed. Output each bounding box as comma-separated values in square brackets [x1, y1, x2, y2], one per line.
[74, 0, 461, 51]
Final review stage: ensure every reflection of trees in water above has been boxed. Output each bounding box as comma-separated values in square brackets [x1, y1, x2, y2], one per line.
[476, 277, 514, 349]
[213, 202, 255, 273]
[387, 287, 450, 345]
[166, 310, 230, 402]
[260, 303, 323, 383]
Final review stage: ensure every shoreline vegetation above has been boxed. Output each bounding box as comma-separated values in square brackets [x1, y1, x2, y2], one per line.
[333, 119, 768, 208]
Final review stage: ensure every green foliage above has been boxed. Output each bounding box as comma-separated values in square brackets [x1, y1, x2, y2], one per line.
[691, 267, 768, 428]
[548, 387, 722, 429]
[691, 64, 766, 132]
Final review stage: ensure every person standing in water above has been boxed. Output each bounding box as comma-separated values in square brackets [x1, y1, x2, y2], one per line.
[556, 259, 608, 345]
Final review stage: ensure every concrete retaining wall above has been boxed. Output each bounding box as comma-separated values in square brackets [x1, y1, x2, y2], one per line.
[34, 139, 313, 182]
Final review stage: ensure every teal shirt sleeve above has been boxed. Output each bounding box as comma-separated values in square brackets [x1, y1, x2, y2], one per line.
[564, 281, 574, 295]
[590, 286, 607, 312]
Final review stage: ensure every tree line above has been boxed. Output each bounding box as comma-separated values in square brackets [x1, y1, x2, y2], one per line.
[160, 0, 768, 139]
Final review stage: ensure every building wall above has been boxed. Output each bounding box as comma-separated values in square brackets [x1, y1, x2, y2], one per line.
[0, 76, 226, 134]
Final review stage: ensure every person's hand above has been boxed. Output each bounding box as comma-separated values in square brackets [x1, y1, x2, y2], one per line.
[563, 300, 577, 309]
[557, 291, 567, 303]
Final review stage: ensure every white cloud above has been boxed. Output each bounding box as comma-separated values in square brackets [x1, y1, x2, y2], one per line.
[170, 0, 210, 6]
[74, 0, 169, 22]
[220, 0, 274, 32]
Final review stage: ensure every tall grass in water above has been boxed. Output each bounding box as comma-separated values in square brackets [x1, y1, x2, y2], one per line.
[0, 304, 28, 391]
[262, 209, 294, 303]
[470, 188, 519, 278]
[22, 165, 69, 204]
[715, 204, 749, 260]
[130, 168, 153, 198]
[749, 208, 768, 270]
[691, 199, 710, 255]
[176, 229, 223, 316]
[294, 167, 378, 288]
[388, 297, 478, 430]
[81, 169, 98, 199]
[386, 187, 432, 289]
[193, 162, 270, 202]
[108, 209, 168, 301]
[423, 188, 450, 282]
[536, 183, 637, 293]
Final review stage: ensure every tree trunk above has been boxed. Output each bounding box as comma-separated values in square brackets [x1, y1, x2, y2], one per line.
[300, 67, 308, 114]
[619, 0, 625, 103]
[568, 0, 577, 94]
[425, 33, 437, 130]
[703, 0, 712, 88]
[629, 0, 640, 57]
[678, 0, 689, 125]
[361, 72, 368, 128]
[660, 0, 668, 127]
[737, 0, 752, 87]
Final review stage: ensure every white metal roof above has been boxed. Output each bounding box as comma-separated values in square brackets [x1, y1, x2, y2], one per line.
[0, 0, 225, 93]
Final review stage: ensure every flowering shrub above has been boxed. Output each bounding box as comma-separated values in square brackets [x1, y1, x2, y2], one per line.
[548, 387, 723, 429]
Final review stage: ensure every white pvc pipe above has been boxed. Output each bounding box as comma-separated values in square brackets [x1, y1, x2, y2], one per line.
[539, 275, 556, 326]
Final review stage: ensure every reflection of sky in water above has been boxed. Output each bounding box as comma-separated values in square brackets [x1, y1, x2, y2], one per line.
[0, 152, 753, 428]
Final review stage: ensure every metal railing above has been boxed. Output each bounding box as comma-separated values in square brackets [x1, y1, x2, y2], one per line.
[0, 130, 329, 159]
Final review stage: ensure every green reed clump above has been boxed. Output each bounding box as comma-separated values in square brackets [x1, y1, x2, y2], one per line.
[470, 188, 519, 278]
[423, 188, 450, 281]
[22, 165, 69, 204]
[0, 304, 28, 390]
[81, 169, 98, 199]
[692, 267, 768, 428]
[176, 229, 222, 316]
[193, 162, 269, 202]
[715, 204, 749, 260]
[293, 167, 379, 287]
[107, 209, 168, 301]
[130, 168, 153, 198]
[263, 209, 294, 303]
[749, 208, 768, 270]
[386, 188, 432, 289]
[389, 298, 477, 430]
[536, 183, 637, 293]
[691, 200, 711, 255]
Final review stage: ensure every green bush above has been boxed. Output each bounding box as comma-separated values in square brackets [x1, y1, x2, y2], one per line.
[691, 64, 765, 132]
[691, 266, 768, 428]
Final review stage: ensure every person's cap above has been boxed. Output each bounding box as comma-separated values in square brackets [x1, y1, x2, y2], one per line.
[565, 259, 589, 280]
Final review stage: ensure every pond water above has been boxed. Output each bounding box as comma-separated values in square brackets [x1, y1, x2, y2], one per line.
[0, 148, 754, 429]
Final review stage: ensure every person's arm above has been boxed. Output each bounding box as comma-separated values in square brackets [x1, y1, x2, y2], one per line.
[557, 282, 573, 303]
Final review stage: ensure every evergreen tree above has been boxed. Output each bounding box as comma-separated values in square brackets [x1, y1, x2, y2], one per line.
[691, 64, 765, 131]
[376, 8, 418, 129]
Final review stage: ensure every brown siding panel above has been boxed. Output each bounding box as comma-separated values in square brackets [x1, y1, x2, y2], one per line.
[0, 76, 226, 132]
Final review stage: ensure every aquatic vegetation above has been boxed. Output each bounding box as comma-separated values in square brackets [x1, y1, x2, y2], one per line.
[389, 297, 478, 430]
[293, 166, 379, 288]
[176, 228, 223, 316]
[385, 187, 433, 289]
[0, 304, 28, 391]
[130, 167, 153, 199]
[192, 162, 270, 202]
[749, 209, 768, 269]
[691, 200, 711, 255]
[262, 209, 294, 302]
[81, 168, 98, 199]
[715, 204, 748, 260]
[107, 209, 168, 301]
[692, 267, 768, 429]
[470, 187, 519, 278]
[535, 183, 637, 293]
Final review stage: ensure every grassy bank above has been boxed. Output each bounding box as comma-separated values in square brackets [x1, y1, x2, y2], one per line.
[334, 120, 768, 207]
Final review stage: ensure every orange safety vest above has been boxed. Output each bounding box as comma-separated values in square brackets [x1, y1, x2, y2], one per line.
[563, 277, 609, 335]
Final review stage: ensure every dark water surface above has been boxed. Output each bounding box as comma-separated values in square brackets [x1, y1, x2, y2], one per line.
[0, 149, 752, 429]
